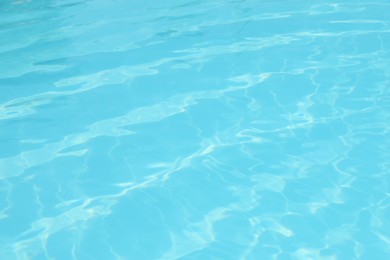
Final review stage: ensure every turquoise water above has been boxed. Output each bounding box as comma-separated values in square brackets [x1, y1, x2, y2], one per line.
[1, 0, 390, 259]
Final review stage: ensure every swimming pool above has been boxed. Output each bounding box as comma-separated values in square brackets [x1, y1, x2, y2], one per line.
[1, 0, 390, 259]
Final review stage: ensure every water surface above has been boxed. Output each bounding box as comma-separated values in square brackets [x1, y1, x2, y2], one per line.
[1, 0, 390, 259]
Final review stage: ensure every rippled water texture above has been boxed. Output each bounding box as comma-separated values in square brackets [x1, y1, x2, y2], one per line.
[1, 0, 390, 259]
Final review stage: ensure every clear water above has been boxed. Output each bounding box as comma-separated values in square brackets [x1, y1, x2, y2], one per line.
[1, 0, 390, 259]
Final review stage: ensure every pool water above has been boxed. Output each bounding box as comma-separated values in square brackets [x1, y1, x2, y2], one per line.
[1, 0, 390, 259]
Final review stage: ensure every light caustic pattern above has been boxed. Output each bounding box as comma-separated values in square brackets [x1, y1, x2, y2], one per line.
[0, 0, 390, 259]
